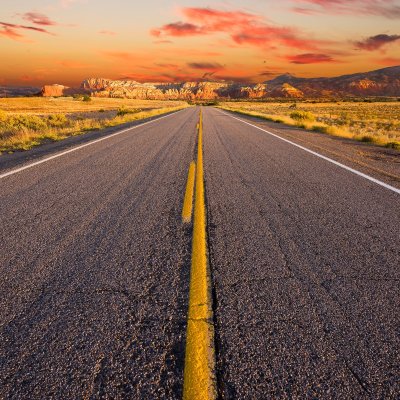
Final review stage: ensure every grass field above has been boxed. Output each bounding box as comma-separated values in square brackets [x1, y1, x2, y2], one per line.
[219, 101, 400, 150]
[0, 97, 189, 154]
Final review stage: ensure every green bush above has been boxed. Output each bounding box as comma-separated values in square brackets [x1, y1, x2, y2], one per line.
[290, 110, 315, 122]
[82, 95, 92, 102]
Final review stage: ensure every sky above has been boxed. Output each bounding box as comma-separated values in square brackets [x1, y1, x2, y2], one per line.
[1, 0, 400, 86]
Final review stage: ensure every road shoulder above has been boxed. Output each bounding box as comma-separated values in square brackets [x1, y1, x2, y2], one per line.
[0, 109, 185, 175]
[219, 108, 400, 190]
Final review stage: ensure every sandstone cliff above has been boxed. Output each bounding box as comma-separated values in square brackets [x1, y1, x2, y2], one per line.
[80, 78, 269, 100]
[41, 84, 83, 97]
[39, 66, 400, 99]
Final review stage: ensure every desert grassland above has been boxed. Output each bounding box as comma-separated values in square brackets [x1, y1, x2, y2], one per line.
[0, 97, 189, 153]
[219, 101, 400, 150]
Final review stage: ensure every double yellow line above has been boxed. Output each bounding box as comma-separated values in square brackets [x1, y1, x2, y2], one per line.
[182, 109, 216, 399]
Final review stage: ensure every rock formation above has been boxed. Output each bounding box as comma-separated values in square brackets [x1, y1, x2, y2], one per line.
[38, 66, 400, 99]
[41, 84, 82, 97]
[80, 79, 269, 100]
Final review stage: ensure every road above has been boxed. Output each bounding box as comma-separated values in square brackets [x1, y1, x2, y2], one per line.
[0, 107, 399, 399]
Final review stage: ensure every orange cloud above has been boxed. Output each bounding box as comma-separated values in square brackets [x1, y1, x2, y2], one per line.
[181, 7, 261, 30]
[169, 49, 221, 57]
[151, 7, 331, 51]
[58, 60, 91, 68]
[285, 53, 336, 64]
[156, 63, 179, 68]
[0, 21, 55, 40]
[0, 25, 25, 40]
[101, 51, 138, 61]
[118, 72, 201, 83]
[20, 75, 36, 82]
[187, 62, 224, 70]
[376, 57, 400, 65]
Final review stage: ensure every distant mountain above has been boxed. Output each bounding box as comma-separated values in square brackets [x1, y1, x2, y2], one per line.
[38, 65, 400, 99]
[0, 86, 40, 97]
[265, 66, 400, 97]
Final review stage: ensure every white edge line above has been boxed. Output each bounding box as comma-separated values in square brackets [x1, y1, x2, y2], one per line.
[218, 109, 400, 195]
[0, 108, 187, 180]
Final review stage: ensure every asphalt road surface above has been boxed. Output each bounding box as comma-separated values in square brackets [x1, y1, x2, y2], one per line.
[0, 107, 399, 399]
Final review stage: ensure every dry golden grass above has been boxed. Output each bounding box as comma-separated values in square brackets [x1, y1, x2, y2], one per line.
[219, 101, 400, 150]
[0, 97, 187, 114]
[0, 97, 189, 153]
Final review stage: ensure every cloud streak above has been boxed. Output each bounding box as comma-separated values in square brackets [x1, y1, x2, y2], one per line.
[151, 22, 205, 37]
[187, 62, 224, 70]
[354, 34, 400, 50]
[291, 0, 400, 19]
[0, 21, 55, 40]
[286, 53, 336, 64]
[20, 12, 57, 26]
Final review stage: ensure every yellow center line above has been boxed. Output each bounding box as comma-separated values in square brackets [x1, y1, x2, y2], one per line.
[183, 109, 216, 399]
[182, 161, 196, 223]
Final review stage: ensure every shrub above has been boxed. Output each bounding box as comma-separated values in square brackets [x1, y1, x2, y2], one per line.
[360, 135, 374, 143]
[47, 114, 68, 127]
[117, 107, 141, 116]
[385, 141, 400, 150]
[290, 110, 315, 122]
[82, 95, 92, 102]
[7, 115, 47, 131]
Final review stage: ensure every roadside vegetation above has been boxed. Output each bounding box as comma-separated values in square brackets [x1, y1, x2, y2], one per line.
[219, 101, 400, 150]
[0, 97, 189, 153]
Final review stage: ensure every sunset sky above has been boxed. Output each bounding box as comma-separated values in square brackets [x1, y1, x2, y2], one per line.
[1, 0, 400, 86]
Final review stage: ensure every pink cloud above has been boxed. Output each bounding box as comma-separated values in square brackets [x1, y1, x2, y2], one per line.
[151, 22, 205, 37]
[0, 25, 25, 41]
[0, 21, 55, 40]
[20, 12, 57, 26]
[291, 0, 400, 18]
[181, 7, 261, 31]
[151, 7, 330, 51]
